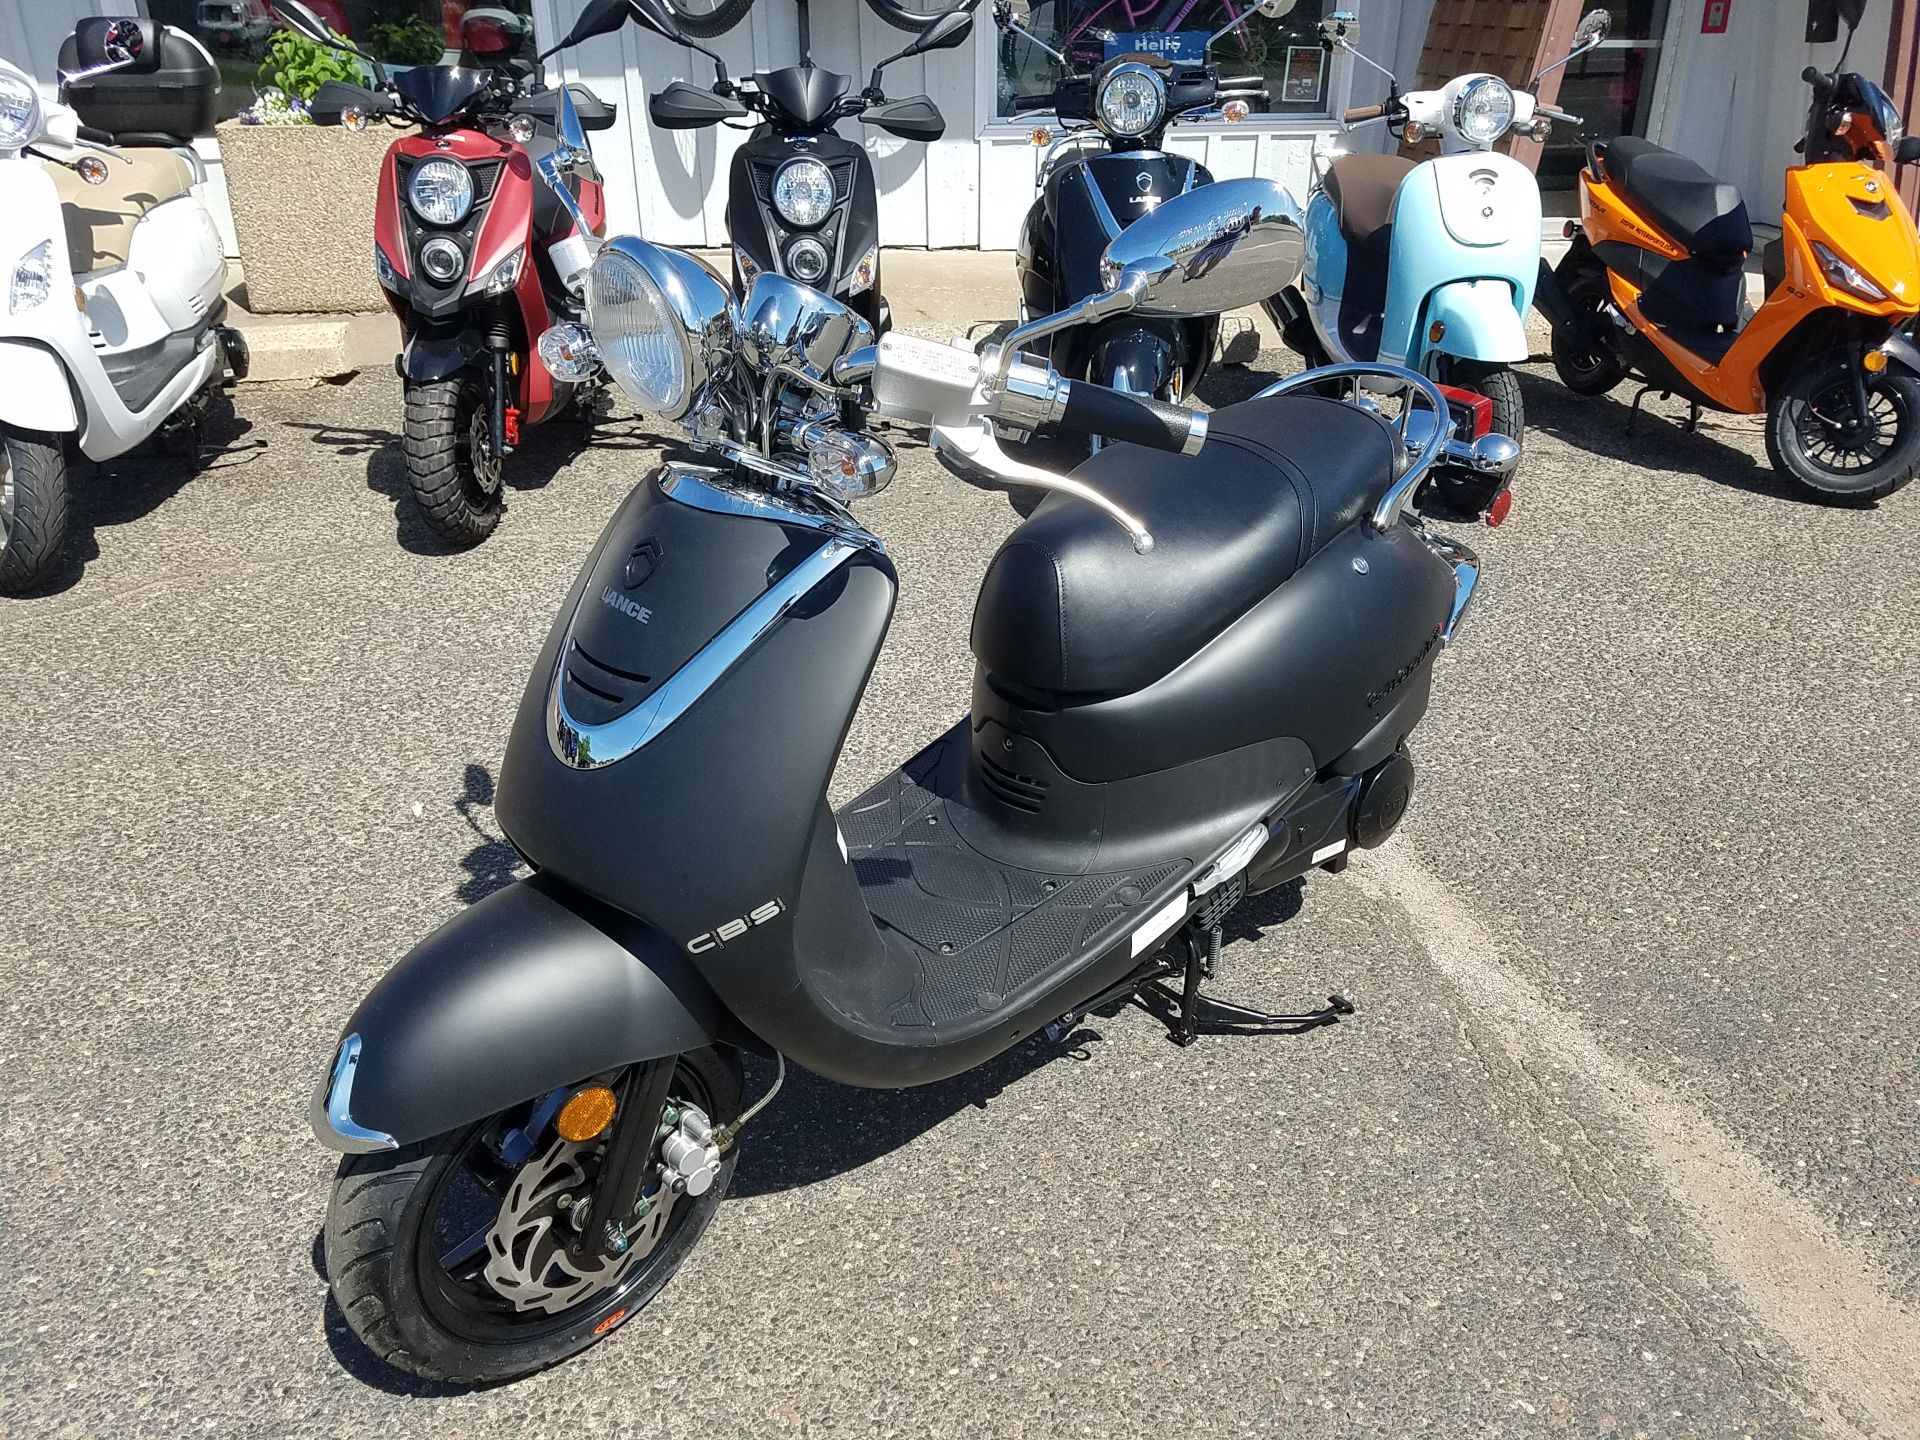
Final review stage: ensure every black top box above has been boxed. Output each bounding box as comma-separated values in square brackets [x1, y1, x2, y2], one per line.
[58, 19, 219, 145]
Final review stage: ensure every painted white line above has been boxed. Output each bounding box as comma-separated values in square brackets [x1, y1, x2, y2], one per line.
[1355, 847, 1920, 1439]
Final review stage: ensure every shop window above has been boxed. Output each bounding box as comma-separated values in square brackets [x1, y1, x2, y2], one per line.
[998, 0, 1334, 120]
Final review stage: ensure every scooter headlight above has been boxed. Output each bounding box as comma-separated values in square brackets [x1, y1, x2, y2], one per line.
[1812, 241, 1889, 302]
[587, 237, 736, 420]
[407, 158, 474, 226]
[9, 239, 52, 314]
[0, 70, 41, 151]
[1096, 62, 1166, 140]
[771, 157, 835, 228]
[1453, 76, 1516, 145]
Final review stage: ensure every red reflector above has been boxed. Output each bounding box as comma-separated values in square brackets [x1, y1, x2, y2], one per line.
[1486, 489, 1513, 528]
[1563, 219, 1578, 239]
[504, 407, 522, 446]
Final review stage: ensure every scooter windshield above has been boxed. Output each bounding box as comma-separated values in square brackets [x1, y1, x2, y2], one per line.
[395, 65, 493, 125]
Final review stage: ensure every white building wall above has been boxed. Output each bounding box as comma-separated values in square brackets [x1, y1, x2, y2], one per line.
[2, 0, 130, 94]
[1649, 0, 1894, 220]
[535, 0, 1414, 249]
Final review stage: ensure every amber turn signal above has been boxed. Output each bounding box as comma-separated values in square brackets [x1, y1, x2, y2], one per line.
[556, 1085, 617, 1141]
[1863, 348, 1889, 373]
[1030, 126, 1051, 147]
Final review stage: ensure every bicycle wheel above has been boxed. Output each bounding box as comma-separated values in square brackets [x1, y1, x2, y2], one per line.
[665, 0, 756, 38]
[863, 0, 963, 33]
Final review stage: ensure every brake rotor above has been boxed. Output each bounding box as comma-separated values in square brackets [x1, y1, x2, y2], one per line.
[481, 1132, 677, 1315]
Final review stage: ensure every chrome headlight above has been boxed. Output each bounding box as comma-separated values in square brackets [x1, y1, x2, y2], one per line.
[407, 158, 474, 226]
[1096, 62, 1166, 140]
[0, 69, 40, 151]
[586, 238, 737, 420]
[772, 157, 835, 228]
[1453, 76, 1516, 146]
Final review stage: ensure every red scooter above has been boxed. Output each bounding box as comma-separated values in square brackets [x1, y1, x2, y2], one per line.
[271, 0, 630, 544]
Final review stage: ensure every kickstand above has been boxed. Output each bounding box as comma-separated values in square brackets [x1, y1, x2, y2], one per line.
[1136, 925, 1353, 1047]
[1686, 400, 1702, 432]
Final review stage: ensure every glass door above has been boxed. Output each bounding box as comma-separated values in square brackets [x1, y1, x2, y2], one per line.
[1537, 0, 1671, 214]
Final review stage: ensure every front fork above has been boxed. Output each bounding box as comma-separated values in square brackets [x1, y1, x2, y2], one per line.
[487, 314, 514, 461]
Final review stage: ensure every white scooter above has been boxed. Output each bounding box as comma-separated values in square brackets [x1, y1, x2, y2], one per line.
[1265, 9, 1609, 496]
[0, 18, 242, 594]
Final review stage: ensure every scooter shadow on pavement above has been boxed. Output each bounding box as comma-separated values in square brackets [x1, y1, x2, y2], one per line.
[1515, 369, 1846, 506]
[16, 397, 260, 598]
[285, 399, 658, 556]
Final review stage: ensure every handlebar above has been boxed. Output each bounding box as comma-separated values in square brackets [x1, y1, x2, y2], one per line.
[1804, 65, 1832, 95]
[1344, 103, 1388, 123]
[1057, 381, 1207, 455]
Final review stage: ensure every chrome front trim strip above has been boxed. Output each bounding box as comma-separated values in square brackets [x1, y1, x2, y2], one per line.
[548, 533, 864, 770]
[310, 1033, 398, 1154]
[658, 464, 881, 547]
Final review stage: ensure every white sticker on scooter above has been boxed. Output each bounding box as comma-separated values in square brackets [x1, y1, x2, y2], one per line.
[1131, 893, 1191, 958]
[1311, 840, 1348, 864]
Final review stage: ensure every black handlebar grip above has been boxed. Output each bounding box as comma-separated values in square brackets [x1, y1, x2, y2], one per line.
[1058, 381, 1207, 455]
[1009, 91, 1055, 113]
[1804, 65, 1831, 93]
[77, 124, 115, 145]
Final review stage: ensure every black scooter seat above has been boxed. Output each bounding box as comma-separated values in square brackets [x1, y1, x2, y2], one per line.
[1602, 137, 1752, 261]
[971, 394, 1401, 696]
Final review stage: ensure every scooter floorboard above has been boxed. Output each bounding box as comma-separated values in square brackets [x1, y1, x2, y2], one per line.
[836, 725, 1194, 1033]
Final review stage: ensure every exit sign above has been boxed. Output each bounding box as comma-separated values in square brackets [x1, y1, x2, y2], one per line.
[1702, 0, 1731, 31]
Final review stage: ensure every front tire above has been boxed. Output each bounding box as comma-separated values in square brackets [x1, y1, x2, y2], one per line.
[404, 377, 503, 547]
[325, 1048, 742, 1384]
[1550, 270, 1630, 396]
[664, 0, 757, 36]
[0, 428, 70, 595]
[1765, 352, 1920, 504]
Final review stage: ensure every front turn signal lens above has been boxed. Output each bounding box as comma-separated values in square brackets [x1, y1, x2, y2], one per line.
[1222, 100, 1250, 123]
[1863, 347, 1889, 373]
[556, 1085, 617, 1141]
[1030, 126, 1051, 146]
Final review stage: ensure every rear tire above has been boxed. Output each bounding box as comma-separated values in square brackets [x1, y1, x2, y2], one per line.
[0, 428, 70, 595]
[325, 1047, 743, 1384]
[1550, 271, 1629, 396]
[1766, 353, 1920, 504]
[862, 0, 951, 30]
[404, 377, 503, 547]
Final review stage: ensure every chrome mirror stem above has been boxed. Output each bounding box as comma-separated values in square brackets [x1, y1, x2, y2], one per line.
[990, 271, 1148, 385]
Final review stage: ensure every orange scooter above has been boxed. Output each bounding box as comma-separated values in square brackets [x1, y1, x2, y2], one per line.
[1537, 36, 1920, 502]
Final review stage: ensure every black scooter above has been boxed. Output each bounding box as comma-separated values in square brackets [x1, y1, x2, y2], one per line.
[308, 137, 1515, 1383]
[641, 0, 977, 331]
[990, 0, 1284, 432]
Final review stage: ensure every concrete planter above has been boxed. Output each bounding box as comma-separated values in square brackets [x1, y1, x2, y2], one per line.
[219, 120, 397, 314]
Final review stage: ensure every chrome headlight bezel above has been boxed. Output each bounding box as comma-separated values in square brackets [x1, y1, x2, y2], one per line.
[407, 157, 475, 227]
[1096, 62, 1167, 141]
[1453, 76, 1516, 146]
[586, 238, 738, 420]
[771, 156, 836, 229]
[0, 69, 41, 152]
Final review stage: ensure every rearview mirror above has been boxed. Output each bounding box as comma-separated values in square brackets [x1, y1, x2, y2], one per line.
[999, 0, 1033, 25]
[557, 0, 632, 48]
[1573, 8, 1610, 48]
[271, 0, 337, 45]
[1099, 177, 1305, 318]
[1254, 0, 1296, 16]
[556, 82, 589, 152]
[902, 9, 975, 57]
[1897, 135, 1920, 165]
[1318, 10, 1357, 45]
[627, 0, 690, 42]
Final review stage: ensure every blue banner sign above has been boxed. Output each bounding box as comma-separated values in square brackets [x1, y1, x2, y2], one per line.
[1104, 30, 1211, 63]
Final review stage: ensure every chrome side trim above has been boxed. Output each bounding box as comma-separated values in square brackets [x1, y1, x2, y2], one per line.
[659, 464, 882, 548]
[310, 1033, 398, 1154]
[1420, 531, 1481, 643]
[549, 535, 864, 770]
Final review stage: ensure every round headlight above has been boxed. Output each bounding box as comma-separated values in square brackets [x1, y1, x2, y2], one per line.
[1453, 77, 1516, 146]
[772, 157, 835, 228]
[587, 240, 736, 421]
[1096, 63, 1166, 140]
[786, 237, 830, 284]
[408, 158, 474, 226]
[419, 236, 465, 283]
[0, 69, 43, 150]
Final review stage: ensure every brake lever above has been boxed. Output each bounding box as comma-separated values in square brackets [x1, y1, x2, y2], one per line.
[930, 418, 1155, 554]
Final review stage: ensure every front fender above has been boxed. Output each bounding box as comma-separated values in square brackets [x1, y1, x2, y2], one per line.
[402, 327, 486, 383]
[1882, 326, 1920, 378]
[0, 341, 79, 432]
[310, 875, 761, 1151]
[1426, 279, 1529, 364]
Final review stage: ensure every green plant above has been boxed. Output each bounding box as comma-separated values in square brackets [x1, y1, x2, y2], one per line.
[257, 27, 360, 103]
[368, 15, 444, 65]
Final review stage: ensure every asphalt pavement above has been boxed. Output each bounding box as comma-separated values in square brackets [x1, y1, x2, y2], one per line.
[1, 336, 1916, 1438]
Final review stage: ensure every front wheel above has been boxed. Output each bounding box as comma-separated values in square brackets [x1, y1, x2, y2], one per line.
[1549, 270, 1630, 396]
[324, 1048, 742, 1384]
[0, 428, 70, 595]
[1765, 352, 1920, 504]
[404, 376, 504, 547]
